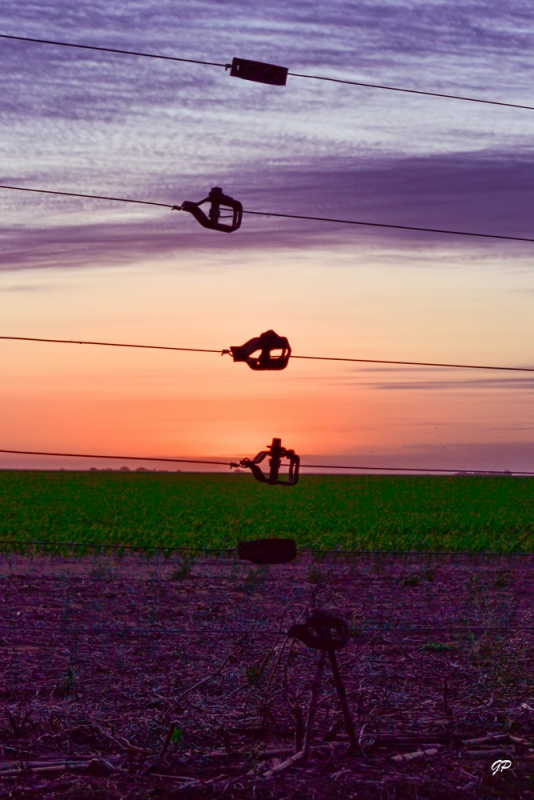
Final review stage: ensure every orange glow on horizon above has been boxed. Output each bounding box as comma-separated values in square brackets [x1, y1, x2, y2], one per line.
[2, 251, 534, 473]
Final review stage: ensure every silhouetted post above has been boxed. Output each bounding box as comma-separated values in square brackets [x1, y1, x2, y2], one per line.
[268, 438, 283, 485]
[328, 650, 357, 751]
[302, 650, 327, 758]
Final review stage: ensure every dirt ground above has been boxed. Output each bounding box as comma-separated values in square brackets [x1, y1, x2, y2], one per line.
[0, 549, 533, 799]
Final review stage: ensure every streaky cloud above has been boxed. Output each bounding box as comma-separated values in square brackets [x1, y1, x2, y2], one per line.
[4, 149, 534, 271]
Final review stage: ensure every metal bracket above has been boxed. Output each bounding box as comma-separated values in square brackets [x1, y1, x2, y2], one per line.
[178, 186, 243, 233]
[287, 610, 349, 652]
[264, 609, 357, 776]
[229, 330, 291, 371]
[239, 437, 300, 486]
[228, 57, 288, 86]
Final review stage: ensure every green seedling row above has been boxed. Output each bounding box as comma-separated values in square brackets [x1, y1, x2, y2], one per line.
[0, 470, 533, 554]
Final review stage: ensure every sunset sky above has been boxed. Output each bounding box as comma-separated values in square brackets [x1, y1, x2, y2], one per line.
[2, 0, 534, 473]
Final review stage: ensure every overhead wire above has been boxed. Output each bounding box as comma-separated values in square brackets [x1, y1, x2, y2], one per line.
[0, 449, 231, 468]
[1, 193, 532, 475]
[0, 33, 226, 68]
[2, 38, 531, 634]
[0, 623, 274, 638]
[0, 335, 222, 356]
[1, 191, 533, 473]
[1, 33, 533, 112]
[2, 183, 534, 245]
[0, 184, 171, 209]
[0, 539, 530, 557]
[286, 69, 534, 112]
[1, 623, 528, 637]
[1, 448, 534, 475]
[242, 208, 534, 244]
[0, 539, 235, 554]
[2, 334, 534, 374]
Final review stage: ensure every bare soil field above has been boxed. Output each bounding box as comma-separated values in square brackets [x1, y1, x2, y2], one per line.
[0, 551, 533, 799]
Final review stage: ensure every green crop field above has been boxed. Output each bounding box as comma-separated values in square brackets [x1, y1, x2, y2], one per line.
[0, 471, 534, 552]
[1, 470, 534, 554]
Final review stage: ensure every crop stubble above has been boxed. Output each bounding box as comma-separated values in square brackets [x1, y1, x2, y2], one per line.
[0, 550, 533, 799]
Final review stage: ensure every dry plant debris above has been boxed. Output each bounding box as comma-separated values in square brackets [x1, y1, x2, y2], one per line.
[0, 551, 533, 799]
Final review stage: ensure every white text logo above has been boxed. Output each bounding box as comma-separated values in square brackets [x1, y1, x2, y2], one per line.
[491, 760, 512, 776]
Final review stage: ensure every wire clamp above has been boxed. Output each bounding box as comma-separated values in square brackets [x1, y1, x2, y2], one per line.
[228, 57, 288, 86]
[239, 437, 300, 486]
[178, 186, 243, 233]
[229, 330, 291, 370]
